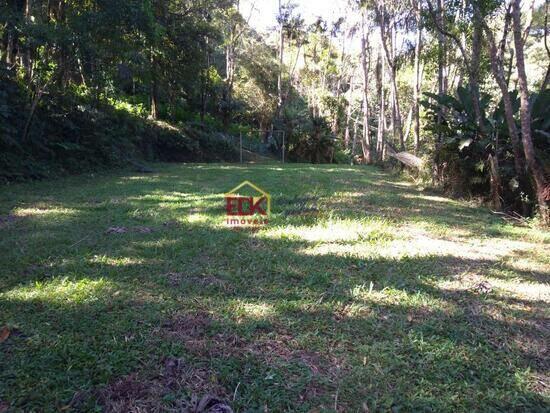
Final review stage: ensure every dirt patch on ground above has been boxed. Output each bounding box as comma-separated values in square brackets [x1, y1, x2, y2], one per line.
[154, 311, 347, 408]
[98, 358, 231, 413]
[406, 305, 435, 324]
[161, 311, 212, 340]
[99, 373, 152, 412]
[164, 272, 227, 290]
[161, 357, 228, 398]
[160, 312, 342, 383]
[106, 226, 155, 234]
[163, 220, 182, 228]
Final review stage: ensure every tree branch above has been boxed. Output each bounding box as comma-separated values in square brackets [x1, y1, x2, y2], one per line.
[426, 0, 469, 65]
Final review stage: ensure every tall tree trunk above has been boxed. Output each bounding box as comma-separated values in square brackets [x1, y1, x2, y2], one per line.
[376, 1, 404, 151]
[361, 13, 372, 163]
[470, 8, 484, 134]
[436, 0, 445, 146]
[223, 42, 235, 131]
[512, 0, 549, 225]
[56, 0, 68, 89]
[376, 44, 386, 161]
[482, 11, 529, 214]
[276, 0, 285, 119]
[200, 37, 210, 123]
[413, 0, 422, 154]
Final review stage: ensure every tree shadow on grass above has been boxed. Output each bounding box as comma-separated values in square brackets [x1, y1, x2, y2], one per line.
[1, 219, 548, 411]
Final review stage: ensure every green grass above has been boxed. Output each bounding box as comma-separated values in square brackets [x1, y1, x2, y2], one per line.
[0, 163, 548, 412]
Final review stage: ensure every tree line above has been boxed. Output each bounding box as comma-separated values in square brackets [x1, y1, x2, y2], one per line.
[1, 0, 549, 223]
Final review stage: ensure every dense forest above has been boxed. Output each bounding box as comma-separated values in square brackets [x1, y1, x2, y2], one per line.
[1, 0, 549, 223]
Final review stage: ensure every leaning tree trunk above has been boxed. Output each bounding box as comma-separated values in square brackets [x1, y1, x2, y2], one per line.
[512, 0, 549, 225]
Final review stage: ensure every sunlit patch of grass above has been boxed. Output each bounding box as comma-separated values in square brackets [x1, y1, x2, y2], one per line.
[231, 300, 276, 321]
[4, 277, 115, 305]
[264, 217, 392, 244]
[186, 212, 214, 224]
[88, 255, 148, 267]
[13, 206, 79, 217]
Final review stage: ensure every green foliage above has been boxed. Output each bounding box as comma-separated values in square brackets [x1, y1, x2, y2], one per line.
[0, 64, 238, 181]
[421, 85, 549, 208]
[286, 104, 337, 163]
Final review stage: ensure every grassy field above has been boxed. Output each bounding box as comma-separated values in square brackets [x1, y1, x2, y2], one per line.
[0, 163, 548, 412]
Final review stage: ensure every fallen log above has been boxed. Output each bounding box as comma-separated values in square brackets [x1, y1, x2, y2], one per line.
[384, 142, 424, 169]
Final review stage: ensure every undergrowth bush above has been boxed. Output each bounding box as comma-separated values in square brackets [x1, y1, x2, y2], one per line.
[0, 67, 239, 182]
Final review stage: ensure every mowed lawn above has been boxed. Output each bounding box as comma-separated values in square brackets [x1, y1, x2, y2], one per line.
[0, 164, 548, 412]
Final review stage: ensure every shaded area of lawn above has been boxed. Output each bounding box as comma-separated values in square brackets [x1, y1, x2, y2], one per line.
[0, 164, 548, 412]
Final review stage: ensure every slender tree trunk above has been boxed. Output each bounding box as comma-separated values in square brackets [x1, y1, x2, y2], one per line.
[6, 23, 14, 65]
[413, 0, 422, 154]
[223, 42, 235, 131]
[276, 0, 284, 119]
[376, 2, 404, 151]
[536, 0, 550, 93]
[403, 107, 413, 143]
[150, 80, 158, 120]
[489, 153, 502, 211]
[56, 0, 69, 89]
[390, 20, 404, 150]
[200, 37, 210, 123]
[376, 44, 386, 161]
[351, 117, 359, 163]
[512, 0, 549, 225]
[150, 51, 158, 120]
[344, 72, 355, 149]
[361, 13, 372, 163]
[0, 28, 5, 63]
[470, 8, 484, 134]
[23, 0, 33, 80]
[436, 0, 445, 146]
